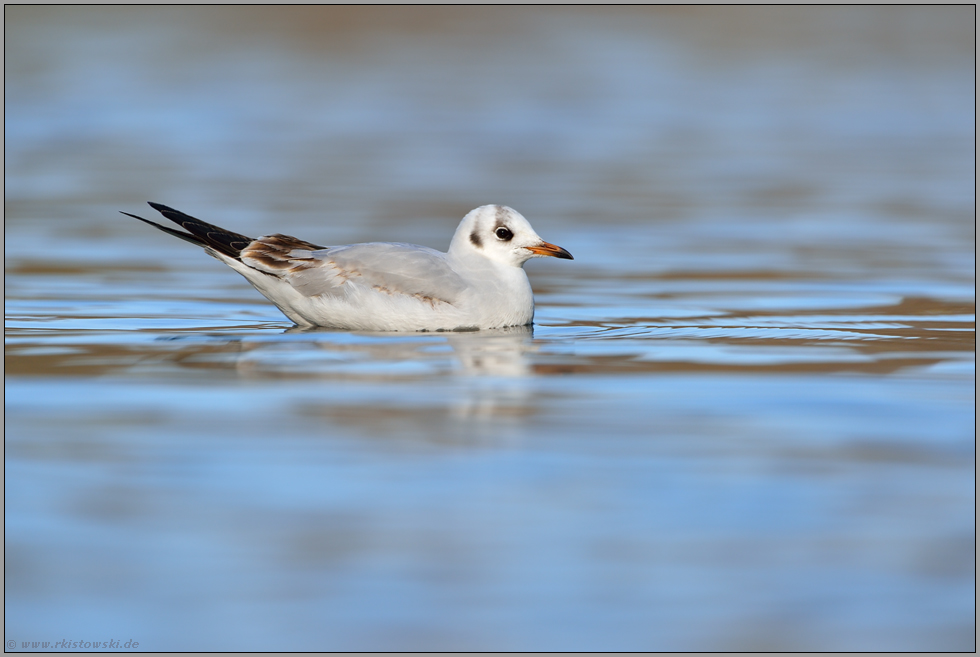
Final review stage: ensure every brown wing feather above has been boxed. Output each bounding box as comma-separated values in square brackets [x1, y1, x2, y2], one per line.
[240, 234, 327, 272]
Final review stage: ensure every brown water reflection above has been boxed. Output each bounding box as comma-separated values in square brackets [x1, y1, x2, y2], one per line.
[6, 293, 972, 378]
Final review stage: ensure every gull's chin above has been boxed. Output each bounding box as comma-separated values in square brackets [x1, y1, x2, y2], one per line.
[526, 241, 574, 260]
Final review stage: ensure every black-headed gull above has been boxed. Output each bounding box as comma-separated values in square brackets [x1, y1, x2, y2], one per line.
[124, 202, 572, 331]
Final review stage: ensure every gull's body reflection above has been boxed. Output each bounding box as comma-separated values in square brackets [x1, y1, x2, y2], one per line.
[274, 323, 536, 378]
[218, 325, 542, 430]
[444, 325, 535, 377]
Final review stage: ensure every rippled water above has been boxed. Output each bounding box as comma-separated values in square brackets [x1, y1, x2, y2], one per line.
[4, 7, 976, 651]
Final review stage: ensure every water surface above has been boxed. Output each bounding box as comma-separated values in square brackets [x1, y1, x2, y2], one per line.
[4, 7, 976, 651]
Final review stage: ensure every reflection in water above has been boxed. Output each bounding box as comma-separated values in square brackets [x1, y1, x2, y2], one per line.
[265, 326, 539, 427]
[236, 326, 540, 429]
[445, 327, 536, 423]
[444, 325, 535, 377]
[234, 324, 535, 378]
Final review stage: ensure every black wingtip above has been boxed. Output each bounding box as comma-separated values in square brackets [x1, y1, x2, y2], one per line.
[131, 201, 254, 258]
[120, 209, 156, 225]
[123, 208, 207, 248]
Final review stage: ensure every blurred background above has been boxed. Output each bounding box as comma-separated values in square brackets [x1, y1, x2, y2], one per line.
[4, 6, 976, 651]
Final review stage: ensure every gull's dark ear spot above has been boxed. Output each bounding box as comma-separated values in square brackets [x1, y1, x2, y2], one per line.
[470, 230, 482, 248]
[495, 205, 507, 224]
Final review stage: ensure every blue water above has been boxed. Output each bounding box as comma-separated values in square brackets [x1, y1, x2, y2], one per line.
[4, 7, 975, 651]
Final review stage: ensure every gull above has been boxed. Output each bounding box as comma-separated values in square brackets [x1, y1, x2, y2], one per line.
[123, 202, 572, 331]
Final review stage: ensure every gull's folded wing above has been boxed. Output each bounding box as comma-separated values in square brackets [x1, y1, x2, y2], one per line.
[242, 238, 468, 305]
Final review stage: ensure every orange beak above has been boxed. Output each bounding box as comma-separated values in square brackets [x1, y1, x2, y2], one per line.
[526, 241, 574, 260]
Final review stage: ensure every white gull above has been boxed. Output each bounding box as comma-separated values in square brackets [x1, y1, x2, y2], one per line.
[124, 202, 572, 331]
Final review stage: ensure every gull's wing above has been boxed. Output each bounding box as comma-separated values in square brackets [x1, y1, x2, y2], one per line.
[242, 237, 468, 305]
[125, 202, 468, 306]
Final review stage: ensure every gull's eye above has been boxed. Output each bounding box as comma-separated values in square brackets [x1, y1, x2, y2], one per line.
[494, 227, 513, 241]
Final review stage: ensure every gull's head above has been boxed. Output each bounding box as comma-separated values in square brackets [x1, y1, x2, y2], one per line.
[449, 205, 573, 268]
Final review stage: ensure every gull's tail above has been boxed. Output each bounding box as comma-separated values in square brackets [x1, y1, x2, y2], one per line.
[122, 202, 254, 259]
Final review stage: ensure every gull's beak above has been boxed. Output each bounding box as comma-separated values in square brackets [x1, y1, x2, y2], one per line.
[526, 241, 574, 260]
